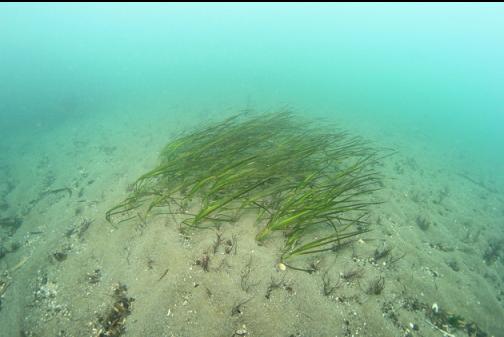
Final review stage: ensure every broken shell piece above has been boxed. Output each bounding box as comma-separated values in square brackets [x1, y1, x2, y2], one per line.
[235, 329, 248, 336]
[432, 302, 439, 314]
[277, 262, 286, 271]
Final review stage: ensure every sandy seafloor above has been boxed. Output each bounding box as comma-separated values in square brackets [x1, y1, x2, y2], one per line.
[1, 106, 503, 337]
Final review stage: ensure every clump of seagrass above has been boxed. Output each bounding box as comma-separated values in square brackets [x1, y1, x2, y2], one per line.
[106, 111, 381, 263]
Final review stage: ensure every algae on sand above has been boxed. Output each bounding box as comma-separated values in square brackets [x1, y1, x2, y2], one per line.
[107, 110, 382, 264]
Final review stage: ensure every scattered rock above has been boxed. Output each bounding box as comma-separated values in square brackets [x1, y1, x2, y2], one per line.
[52, 252, 67, 262]
[447, 260, 460, 272]
[415, 215, 430, 231]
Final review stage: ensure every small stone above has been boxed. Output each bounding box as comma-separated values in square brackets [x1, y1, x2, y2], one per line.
[277, 262, 286, 271]
[409, 322, 419, 330]
[416, 215, 430, 231]
[52, 252, 67, 262]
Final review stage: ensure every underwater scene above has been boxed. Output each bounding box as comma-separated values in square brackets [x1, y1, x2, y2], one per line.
[1, 3, 503, 337]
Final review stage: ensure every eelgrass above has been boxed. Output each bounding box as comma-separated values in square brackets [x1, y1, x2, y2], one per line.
[107, 111, 382, 264]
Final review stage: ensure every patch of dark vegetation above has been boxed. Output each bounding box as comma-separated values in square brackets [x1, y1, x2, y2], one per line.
[372, 242, 392, 263]
[0, 199, 8, 211]
[497, 289, 504, 302]
[9, 241, 20, 252]
[240, 256, 258, 293]
[87, 269, 102, 284]
[65, 217, 94, 240]
[0, 166, 15, 216]
[365, 276, 385, 295]
[146, 257, 155, 270]
[427, 307, 489, 337]
[334, 294, 361, 304]
[429, 241, 455, 252]
[231, 297, 252, 316]
[106, 111, 383, 267]
[196, 252, 210, 272]
[265, 275, 287, 300]
[341, 268, 364, 283]
[381, 301, 402, 328]
[225, 235, 237, 255]
[308, 259, 321, 273]
[342, 319, 352, 337]
[51, 245, 72, 263]
[401, 296, 423, 312]
[99, 145, 117, 156]
[321, 271, 340, 296]
[400, 296, 490, 337]
[0, 216, 23, 236]
[95, 283, 134, 337]
[433, 186, 450, 205]
[0, 241, 19, 260]
[384, 252, 406, 270]
[483, 238, 504, 265]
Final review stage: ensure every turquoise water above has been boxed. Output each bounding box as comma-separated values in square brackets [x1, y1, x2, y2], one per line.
[1, 3, 504, 337]
[2, 4, 503, 168]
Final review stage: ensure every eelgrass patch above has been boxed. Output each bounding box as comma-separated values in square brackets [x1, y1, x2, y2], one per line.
[106, 111, 382, 266]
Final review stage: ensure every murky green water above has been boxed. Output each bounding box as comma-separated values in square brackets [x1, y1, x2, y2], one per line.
[1, 4, 503, 337]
